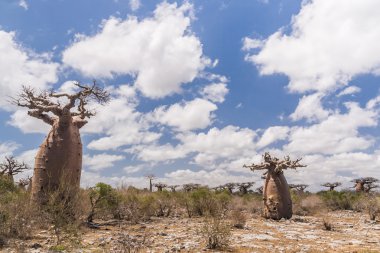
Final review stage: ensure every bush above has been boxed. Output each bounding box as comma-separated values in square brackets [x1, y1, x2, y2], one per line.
[201, 216, 231, 250]
[87, 182, 122, 222]
[317, 190, 363, 210]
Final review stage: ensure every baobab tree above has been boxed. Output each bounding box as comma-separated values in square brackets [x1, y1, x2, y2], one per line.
[18, 177, 32, 191]
[145, 174, 156, 192]
[168, 185, 179, 192]
[244, 152, 306, 220]
[0, 156, 30, 182]
[365, 182, 379, 193]
[256, 186, 263, 194]
[321, 182, 341, 191]
[182, 183, 201, 192]
[154, 183, 167, 192]
[223, 183, 236, 194]
[289, 184, 308, 193]
[237, 182, 255, 194]
[13, 82, 110, 204]
[352, 177, 378, 192]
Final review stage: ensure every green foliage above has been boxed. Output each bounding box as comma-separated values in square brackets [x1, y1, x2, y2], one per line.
[87, 182, 122, 222]
[0, 176, 17, 194]
[317, 190, 363, 210]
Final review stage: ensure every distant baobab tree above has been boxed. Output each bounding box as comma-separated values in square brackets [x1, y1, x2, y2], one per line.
[256, 186, 263, 194]
[321, 182, 342, 191]
[13, 82, 110, 204]
[18, 176, 32, 191]
[223, 183, 236, 194]
[145, 174, 156, 192]
[0, 156, 30, 182]
[352, 177, 379, 192]
[154, 182, 167, 192]
[182, 183, 201, 192]
[237, 182, 255, 194]
[289, 184, 308, 193]
[244, 152, 306, 220]
[168, 185, 179, 192]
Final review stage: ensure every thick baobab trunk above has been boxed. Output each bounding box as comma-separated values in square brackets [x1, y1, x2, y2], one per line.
[355, 182, 364, 192]
[263, 171, 292, 220]
[31, 117, 82, 204]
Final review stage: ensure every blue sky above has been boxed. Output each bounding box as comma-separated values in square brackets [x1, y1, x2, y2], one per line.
[0, 0, 379, 191]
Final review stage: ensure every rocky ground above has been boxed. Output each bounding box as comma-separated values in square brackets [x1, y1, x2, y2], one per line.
[2, 211, 380, 253]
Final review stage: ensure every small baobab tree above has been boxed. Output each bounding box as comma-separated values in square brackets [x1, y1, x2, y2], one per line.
[154, 182, 167, 192]
[13, 82, 110, 204]
[256, 186, 263, 194]
[145, 174, 156, 192]
[352, 177, 378, 192]
[244, 152, 306, 220]
[237, 182, 254, 194]
[18, 176, 32, 191]
[289, 184, 308, 194]
[365, 182, 379, 193]
[168, 185, 179, 192]
[0, 156, 30, 182]
[182, 183, 201, 192]
[223, 183, 236, 194]
[321, 182, 341, 191]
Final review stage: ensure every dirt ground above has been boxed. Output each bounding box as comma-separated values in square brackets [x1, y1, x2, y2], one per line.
[2, 210, 380, 253]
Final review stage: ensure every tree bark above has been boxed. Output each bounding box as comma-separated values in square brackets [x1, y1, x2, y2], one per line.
[31, 117, 82, 204]
[263, 171, 292, 220]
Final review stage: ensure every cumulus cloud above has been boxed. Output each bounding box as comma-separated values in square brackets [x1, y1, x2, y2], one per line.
[85, 87, 161, 150]
[63, 2, 209, 98]
[0, 30, 58, 109]
[256, 126, 289, 149]
[200, 83, 229, 103]
[0, 142, 19, 158]
[164, 169, 254, 187]
[245, 0, 380, 93]
[8, 109, 50, 134]
[290, 93, 331, 122]
[129, 0, 141, 11]
[242, 37, 263, 51]
[19, 0, 28, 10]
[178, 125, 257, 167]
[285, 102, 378, 155]
[83, 153, 124, 171]
[151, 98, 217, 132]
[337, 86, 361, 97]
[128, 144, 188, 162]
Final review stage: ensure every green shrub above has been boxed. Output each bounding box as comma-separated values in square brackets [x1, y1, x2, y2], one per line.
[87, 182, 122, 222]
[317, 190, 363, 210]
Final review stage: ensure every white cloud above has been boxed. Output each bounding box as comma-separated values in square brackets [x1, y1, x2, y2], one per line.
[0, 142, 19, 158]
[242, 37, 263, 51]
[83, 153, 124, 171]
[85, 93, 161, 150]
[164, 169, 253, 187]
[200, 83, 229, 103]
[285, 102, 378, 155]
[337, 86, 361, 97]
[245, 0, 380, 93]
[129, 0, 141, 11]
[256, 126, 289, 149]
[0, 30, 58, 109]
[19, 0, 28, 10]
[128, 144, 188, 162]
[63, 2, 209, 98]
[290, 93, 331, 122]
[8, 109, 50, 134]
[151, 98, 217, 131]
[178, 125, 257, 161]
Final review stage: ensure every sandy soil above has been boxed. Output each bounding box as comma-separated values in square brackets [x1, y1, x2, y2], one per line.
[2, 210, 380, 253]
